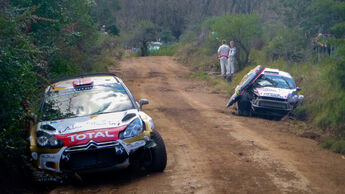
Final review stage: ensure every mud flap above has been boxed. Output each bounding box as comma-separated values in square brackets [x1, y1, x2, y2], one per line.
[140, 140, 157, 168]
[129, 140, 157, 169]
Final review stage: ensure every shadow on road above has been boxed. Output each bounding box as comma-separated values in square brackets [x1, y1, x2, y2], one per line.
[75, 169, 149, 187]
[31, 169, 156, 192]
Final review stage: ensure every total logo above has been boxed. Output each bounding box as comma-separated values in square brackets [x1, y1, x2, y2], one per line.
[68, 131, 114, 142]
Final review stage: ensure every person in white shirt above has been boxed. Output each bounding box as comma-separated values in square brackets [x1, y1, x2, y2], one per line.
[217, 40, 230, 79]
[228, 40, 236, 78]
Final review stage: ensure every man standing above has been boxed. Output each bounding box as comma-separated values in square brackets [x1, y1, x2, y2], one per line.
[217, 40, 230, 79]
[228, 41, 236, 79]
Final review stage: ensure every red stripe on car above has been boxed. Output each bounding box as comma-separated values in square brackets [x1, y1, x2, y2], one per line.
[255, 88, 260, 96]
[251, 67, 265, 84]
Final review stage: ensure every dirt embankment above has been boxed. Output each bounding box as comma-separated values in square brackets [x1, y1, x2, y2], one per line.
[51, 56, 345, 194]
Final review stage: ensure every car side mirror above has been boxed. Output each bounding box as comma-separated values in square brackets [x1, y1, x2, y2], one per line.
[296, 87, 302, 92]
[139, 99, 149, 109]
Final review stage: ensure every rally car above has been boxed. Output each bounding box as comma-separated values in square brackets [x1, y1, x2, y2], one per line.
[226, 65, 304, 118]
[29, 73, 167, 177]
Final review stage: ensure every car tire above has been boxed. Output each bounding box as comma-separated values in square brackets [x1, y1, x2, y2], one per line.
[237, 92, 251, 116]
[146, 130, 167, 172]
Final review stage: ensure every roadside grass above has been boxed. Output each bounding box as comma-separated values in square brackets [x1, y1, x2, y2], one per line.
[185, 60, 257, 96]
[321, 138, 345, 154]
[91, 48, 123, 72]
[124, 50, 140, 58]
[149, 45, 177, 56]
[187, 72, 233, 95]
[123, 44, 177, 57]
[188, 72, 210, 81]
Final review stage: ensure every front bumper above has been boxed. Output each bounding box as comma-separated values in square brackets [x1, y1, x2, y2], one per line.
[252, 97, 293, 115]
[32, 138, 149, 173]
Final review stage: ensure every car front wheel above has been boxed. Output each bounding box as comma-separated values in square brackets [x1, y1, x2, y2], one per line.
[237, 92, 252, 116]
[146, 130, 167, 172]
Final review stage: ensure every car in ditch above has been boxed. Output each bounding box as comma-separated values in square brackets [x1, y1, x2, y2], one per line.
[226, 65, 304, 118]
[29, 73, 167, 179]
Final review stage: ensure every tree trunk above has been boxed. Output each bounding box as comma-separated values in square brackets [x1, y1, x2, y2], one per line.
[236, 40, 250, 70]
[141, 41, 149, 56]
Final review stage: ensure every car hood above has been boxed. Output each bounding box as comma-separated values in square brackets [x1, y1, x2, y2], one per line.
[38, 109, 138, 135]
[255, 87, 294, 99]
[226, 65, 265, 107]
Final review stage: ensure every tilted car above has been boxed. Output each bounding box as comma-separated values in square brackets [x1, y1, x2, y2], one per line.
[29, 73, 167, 177]
[226, 65, 304, 118]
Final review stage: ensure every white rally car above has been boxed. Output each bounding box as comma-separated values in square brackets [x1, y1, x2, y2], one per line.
[226, 65, 304, 118]
[29, 73, 166, 178]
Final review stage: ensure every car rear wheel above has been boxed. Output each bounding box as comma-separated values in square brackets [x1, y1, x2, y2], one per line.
[146, 130, 167, 172]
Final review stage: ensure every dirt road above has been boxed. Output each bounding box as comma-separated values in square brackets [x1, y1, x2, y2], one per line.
[51, 56, 345, 194]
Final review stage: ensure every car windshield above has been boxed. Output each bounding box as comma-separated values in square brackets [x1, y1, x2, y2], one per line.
[254, 74, 296, 89]
[40, 84, 134, 121]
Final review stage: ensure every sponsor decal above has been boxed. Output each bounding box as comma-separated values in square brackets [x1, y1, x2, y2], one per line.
[59, 120, 121, 132]
[258, 88, 277, 92]
[256, 87, 292, 99]
[68, 131, 114, 142]
[53, 126, 127, 146]
[263, 93, 283, 98]
[58, 126, 70, 134]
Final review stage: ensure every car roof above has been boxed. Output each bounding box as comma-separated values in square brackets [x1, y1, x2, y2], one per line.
[52, 73, 117, 83]
[46, 73, 120, 93]
[263, 68, 292, 78]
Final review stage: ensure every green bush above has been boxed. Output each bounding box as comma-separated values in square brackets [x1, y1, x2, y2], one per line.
[330, 140, 345, 154]
[321, 138, 345, 154]
[291, 106, 308, 121]
[321, 137, 337, 149]
[264, 28, 307, 62]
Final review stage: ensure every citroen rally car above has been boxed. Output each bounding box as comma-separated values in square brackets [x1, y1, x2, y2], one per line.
[226, 65, 304, 118]
[29, 73, 167, 177]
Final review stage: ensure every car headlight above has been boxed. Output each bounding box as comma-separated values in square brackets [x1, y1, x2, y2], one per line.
[288, 93, 298, 104]
[36, 131, 64, 148]
[149, 119, 155, 130]
[119, 118, 144, 139]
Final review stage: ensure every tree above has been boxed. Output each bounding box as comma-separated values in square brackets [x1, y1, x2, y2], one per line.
[158, 27, 175, 43]
[204, 14, 261, 70]
[90, 0, 121, 35]
[264, 26, 306, 62]
[0, 0, 121, 190]
[129, 21, 156, 56]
